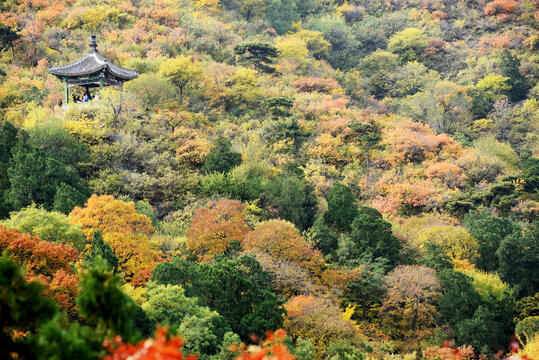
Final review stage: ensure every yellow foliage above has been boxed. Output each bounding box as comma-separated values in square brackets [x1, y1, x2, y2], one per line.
[121, 283, 148, 305]
[415, 225, 478, 262]
[459, 268, 512, 301]
[64, 112, 106, 145]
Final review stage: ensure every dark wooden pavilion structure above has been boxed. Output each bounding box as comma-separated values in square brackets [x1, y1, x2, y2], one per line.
[49, 35, 138, 104]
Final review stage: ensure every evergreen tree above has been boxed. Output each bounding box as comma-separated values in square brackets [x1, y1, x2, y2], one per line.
[324, 182, 359, 232]
[202, 136, 242, 174]
[499, 50, 528, 102]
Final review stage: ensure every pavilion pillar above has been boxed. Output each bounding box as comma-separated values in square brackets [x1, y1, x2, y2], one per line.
[99, 71, 104, 90]
[64, 78, 69, 104]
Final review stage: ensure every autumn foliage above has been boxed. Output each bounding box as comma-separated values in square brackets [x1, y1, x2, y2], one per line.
[69, 194, 156, 239]
[187, 199, 251, 261]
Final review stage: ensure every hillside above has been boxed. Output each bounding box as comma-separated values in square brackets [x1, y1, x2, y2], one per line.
[0, 0, 538, 359]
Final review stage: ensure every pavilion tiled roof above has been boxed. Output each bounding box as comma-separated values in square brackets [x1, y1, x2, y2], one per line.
[49, 35, 138, 80]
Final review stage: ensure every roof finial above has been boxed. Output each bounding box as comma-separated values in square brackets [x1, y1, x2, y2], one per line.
[89, 34, 97, 53]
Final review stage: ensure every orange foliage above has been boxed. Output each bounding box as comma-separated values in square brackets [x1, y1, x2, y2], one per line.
[424, 161, 467, 188]
[0, 227, 79, 315]
[187, 199, 251, 262]
[235, 330, 295, 360]
[104, 326, 197, 360]
[171, 126, 212, 167]
[69, 194, 156, 239]
[484, 0, 518, 17]
[243, 220, 325, 276]
[381, 119, 463, 166]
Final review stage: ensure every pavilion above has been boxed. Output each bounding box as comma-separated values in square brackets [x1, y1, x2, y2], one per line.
[49, 35, 138, 105]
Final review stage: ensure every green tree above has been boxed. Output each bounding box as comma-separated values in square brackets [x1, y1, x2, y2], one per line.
[2, 205, 85, 251]
[496, 222, 539, 298]
[462, 210, 515, 272]
[0, 25, 20, 59]
[348, 121, 383, 166]
[358, 50, 398, 99]
[76, 257, 141, 341]
[347, 207, 400, 268]
[234, 43, 279, 74]
[469, 74, 510, 119]
[499, 50, 528, 102]
[324, 182, 359, 233]
[0, 121, 19, 217]
[84, 231, 119, 273]
[345, 259, 386, 321]
[159, 55, 204, 103]
[387, 28, 428, 64]
[201, 136, 242, 174]
[310, 217, 338, 255]
[266, 0, 299, 35]
[0, 253, 57, 359]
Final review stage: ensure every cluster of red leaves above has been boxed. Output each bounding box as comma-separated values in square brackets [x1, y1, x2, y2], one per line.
[104, 327, 197, 360]
[484, 0, 518, 17]
[235, 330, 295, 360]
[423, 341, 483, 360]
[0, 227, 79, 315]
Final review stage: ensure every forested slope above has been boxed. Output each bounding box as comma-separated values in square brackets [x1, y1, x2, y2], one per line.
[0, 0, 538, 359]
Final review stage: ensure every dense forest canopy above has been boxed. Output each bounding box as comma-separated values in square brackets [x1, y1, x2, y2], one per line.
[0, 0, 538, 359]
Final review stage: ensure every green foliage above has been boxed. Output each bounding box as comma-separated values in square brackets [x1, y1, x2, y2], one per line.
[152, 255, 285, 341]
[0, 252, 58, 359]
[324, 182, 359, 232]
[2, 205, 85, 251]
[0, 121, 19, 217]
[0, 25, 20, 55]
[267, 173, 318, 230]
[201, 136, 242, 174]
[35, 315, 104, 360]
[345, 259, 386, 321]
[84, 230, 119, 273]
[294, 337, 316, 360]
[76, 256, 140, 341]
[7, 133, 88, 212]
[310, 217, 338, 255]
[325, 339, 365, 360]
[463, 210, 515, 272]
[266, 0, 299, 35]
[420, 242, 454, 273]
[387, 28, 428, 64]
[234, 43, 279, 74]
[499, 51, 528, 102]
[346, 207, 400, 268]
[496, 221, 539, 298]
[515, 316, 539, 342]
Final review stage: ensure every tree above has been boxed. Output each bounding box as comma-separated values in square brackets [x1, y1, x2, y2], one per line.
[243, 220, 324, 275]
[348, 121, 383, 167]
[69, 194, 156, 239]
[234, 43, 278, 74]
[201, 136, 242, 174]
[266, 174, 318, 230]
[238, 0, 266, 21]
[159, 55, 204, 103]
[496, 222, 539, 298]
[358, 50, 398, 99]
[462, 210, 515, 272]
[324, 182, 359, 233]
[2, 205, 85, 251]
[266, 0, 299, 35]
[381, 265, 441, 338]
[310, 217, 338, 255]
[387, 28, 429, 64]
[347, 207, 400, 268]
[186, 199, 250, 262]
[103, 232, 158, 282]
[0, 253, 57, 359]
[84, 230, 118, 272]
[469, 74, 510, 119]
[499, 50, 528, 102]
[142, 283, 225, 356]
[284, 295, 360, 357]
[415, 225, 479, 262]
[153, 256, 285, 341]
[77, 257, 142, 341]
[0, 25, 20, 60]
[7, 135, 88, 212]
[0, 121, 18, 217]
[345, 260, 386, 321]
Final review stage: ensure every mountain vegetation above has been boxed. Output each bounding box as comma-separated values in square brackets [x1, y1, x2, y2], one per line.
[0, 0, 538, 359]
